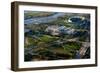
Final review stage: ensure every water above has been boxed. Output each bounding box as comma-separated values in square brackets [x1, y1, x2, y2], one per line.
[24, 13, 65, 25]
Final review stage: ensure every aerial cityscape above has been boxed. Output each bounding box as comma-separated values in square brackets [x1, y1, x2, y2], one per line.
[24, 11, 90, 61]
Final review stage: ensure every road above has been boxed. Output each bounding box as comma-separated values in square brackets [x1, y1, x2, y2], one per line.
[79, 42, 90, 57]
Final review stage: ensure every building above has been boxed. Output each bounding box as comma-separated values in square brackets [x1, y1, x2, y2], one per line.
[45, 25, 75, 36]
